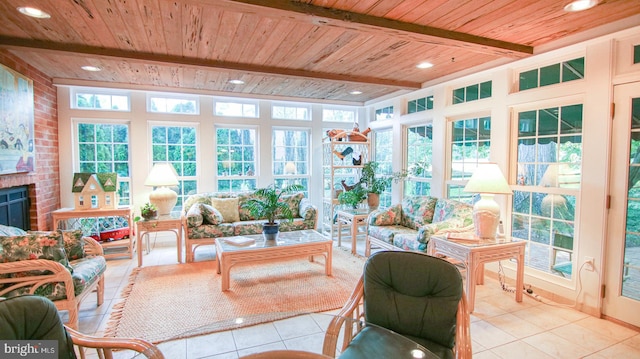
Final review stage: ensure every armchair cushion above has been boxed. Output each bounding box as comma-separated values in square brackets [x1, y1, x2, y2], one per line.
[0, 233, 73, 272]
[367, 204, 402, 226]
[400, 196, 438, 229]
[60, 229, 85, 260]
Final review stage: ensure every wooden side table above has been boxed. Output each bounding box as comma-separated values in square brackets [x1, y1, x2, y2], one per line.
[136, 213, 183, 267]
[52, 207, 133, 259]
[336, 208, 372, 255]
[427, 234, 526, 312]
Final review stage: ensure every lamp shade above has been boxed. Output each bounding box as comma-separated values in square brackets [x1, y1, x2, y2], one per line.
[144, 163, 179, 187]
[463, 163, 512, 195]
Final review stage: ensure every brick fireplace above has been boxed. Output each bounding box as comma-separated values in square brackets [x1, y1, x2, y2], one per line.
[0, 49, 60, 230]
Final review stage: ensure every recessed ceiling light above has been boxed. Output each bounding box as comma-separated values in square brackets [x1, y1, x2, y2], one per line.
[17, 7, 51, 19]
[563, 0, 598, 12]
[81, 66, 101, 72]
[229, 79, 244, 85]
[349, 90, 362, 95]
[416, 62, 433, 69]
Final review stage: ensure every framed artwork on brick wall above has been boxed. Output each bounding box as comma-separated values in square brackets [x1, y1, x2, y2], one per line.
[0, 62, 35, 175]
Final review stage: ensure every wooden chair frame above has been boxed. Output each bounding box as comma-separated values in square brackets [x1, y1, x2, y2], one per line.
[66, 326, 165, 359]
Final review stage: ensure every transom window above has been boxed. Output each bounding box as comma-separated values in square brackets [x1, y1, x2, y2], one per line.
[405, 124, 433, 196]
[216, 127, 257, 192]
[512, 103, 583, 278]
[72, 90, 130, 111]
[519, 57, 585, 91]
[272, 104, 310, 121]
[151, 125, 198, 209]
[148, 94, 198, 114]
[448, 116, 491, 202]
[323, 106, 357, 123]
[214, 99, 258, 118]
[408, 96, 433, 114]
[272, 129, 310, 195]
[453, 81, 491, 104]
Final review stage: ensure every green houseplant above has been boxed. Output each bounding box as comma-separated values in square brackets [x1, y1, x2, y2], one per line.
[359, 162, 407, 209]
[337, 183, 367, 209]
[241, 183, 304, 240]
[138, 202, 158, 221]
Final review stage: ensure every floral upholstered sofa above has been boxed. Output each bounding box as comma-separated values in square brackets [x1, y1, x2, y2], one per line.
[0, 224, 106, 329]
[182, 192, 318, 262]
[366, 196, 474, 256]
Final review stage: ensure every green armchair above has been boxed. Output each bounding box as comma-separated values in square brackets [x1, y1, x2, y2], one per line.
[323, 251, 472, 359]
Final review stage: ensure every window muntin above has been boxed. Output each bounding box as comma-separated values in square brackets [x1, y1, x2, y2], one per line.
[408, 96, 433, 114]
[375, 106, 394, 121]
[513, 103, 583, 278]
[151, 125, 198, 209]
[448, 116, 491, 202]
[148, 95, 198, 114]
[518, 57, 585, 91]
[374, 129, 393, 208]
[405, 124, 433, 196]
[272, 104, 310, 121]
[216, 127, 257, 192]
[214, 100, 258, 118]
[77, 122, 131, 207]
[323, 107, 357, 123]
[73, 92, 130, 111]
[273, 129, 310, 196]
[452, 81, 492, 104]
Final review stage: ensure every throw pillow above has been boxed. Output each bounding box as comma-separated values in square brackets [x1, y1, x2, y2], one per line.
[0, 224, 27, 236]
[210, 197, 240, 223]
[186, 203, 204, 227]
[0, 232, 73, 273]
[59, 229, 85, 260]
[277, 192, 304, 219]
[200, 204, 223, 225]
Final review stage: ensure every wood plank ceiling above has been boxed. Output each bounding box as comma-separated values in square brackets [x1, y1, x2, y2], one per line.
[0, 0, 638, 104]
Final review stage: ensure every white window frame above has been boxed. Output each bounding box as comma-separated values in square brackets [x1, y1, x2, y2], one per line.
[147, 93, 199, 115]
[271, 102, 311, 121]
[215, 125, 259, 192]
[272, 127, 311, 195]
[322, 105, 358, 123]
[70, 87, 131, 111]
[214, 97, 259, 118]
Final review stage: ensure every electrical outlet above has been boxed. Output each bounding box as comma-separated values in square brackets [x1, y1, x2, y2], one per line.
[584, 256, 595, 271]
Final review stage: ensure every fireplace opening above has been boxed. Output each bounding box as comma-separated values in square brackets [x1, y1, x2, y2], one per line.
[0, 185, 30, 230]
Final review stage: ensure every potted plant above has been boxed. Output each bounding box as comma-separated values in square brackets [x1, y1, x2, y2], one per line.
[337, 183, 367, 209]
[241, 183, 304, 240]
[139, 202, 158, 221]
[359, 162, 407, 209]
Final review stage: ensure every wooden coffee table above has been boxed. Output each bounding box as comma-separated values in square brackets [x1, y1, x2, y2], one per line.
[215, 230, 333, 291]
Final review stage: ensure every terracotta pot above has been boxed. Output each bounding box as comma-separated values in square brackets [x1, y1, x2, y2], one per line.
[367, 193, 380, 210]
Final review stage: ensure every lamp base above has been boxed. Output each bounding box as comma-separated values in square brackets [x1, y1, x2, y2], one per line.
[149, 187, 177, 215]
[473, 194, 501, 239]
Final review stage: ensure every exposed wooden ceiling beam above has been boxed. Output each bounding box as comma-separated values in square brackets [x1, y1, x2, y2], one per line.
[212, 0, 533, 58]
[0, 37, 421, 89]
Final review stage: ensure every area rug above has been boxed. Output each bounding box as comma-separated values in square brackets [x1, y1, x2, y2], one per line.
[104, 247, 365, 343]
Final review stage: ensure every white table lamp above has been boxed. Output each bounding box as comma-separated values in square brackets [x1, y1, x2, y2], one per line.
[463, 163, 512, 239]
[145, 163, 179, 215]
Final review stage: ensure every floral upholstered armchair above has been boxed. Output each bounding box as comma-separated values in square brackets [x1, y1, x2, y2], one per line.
[366, 196, 473, 256]
[0, 224, 107, 329]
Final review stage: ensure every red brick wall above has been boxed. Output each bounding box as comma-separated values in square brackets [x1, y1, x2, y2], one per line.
[0, 49, 59, 230]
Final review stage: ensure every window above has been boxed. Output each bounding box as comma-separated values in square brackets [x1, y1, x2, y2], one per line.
[76, 121, 131, 234]
[512, 104, 583, 278]
[452, 81, 491, 104]
[634, 45, 640, 64]
[323, 107, 357, 123]
[405, 125, 433, 196]
[519, 57, 585, 91]
[374, 106, 394, 121]
[73, 90, 130, 111]
[148, 94, 198, 114]
[408, 96, 433, 114]
[216, 127, 257, 192]
[272, 129, 310, 195]
[272, 104, 310, 121]
[214, 99, 258, 118]
[151, 125, 198, 209]
[374, 129, 393, 208]
[448, 116, 491, 202]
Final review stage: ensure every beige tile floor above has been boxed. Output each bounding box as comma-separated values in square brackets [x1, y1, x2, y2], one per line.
[77, 233, 640, 359]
